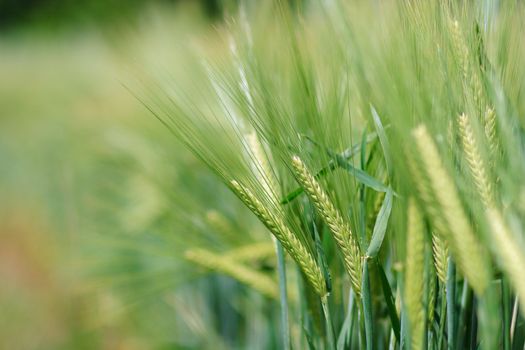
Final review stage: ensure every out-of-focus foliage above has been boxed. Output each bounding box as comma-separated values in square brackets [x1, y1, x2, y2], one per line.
[2, 0, 525, 349]
[0, 0, 233, 30]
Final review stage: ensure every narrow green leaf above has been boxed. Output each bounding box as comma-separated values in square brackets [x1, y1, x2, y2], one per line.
[455, 280, 473, 350]
[281, 187, 305, 205]
[365, 188, 394, 258]
[334, 155, 392, 194]
[370, 105, 392, 179]
[337, 291, 356, 350]
[377, 263, 401, 341]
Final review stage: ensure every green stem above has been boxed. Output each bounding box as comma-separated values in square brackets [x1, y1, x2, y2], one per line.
[358, 302, 366, 350]
[502, 278, 511, 350]
[437, 285, 447, 350]
[446, 260, 456, 350]
[510, 296, 518, 344]
[362, 259, 373, 350]
[321, 296, 336, 350]
[276, 241, 290, 350]
[456, 279, 473, 350]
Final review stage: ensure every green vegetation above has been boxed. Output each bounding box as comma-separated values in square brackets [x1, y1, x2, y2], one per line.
[2, 1, 525, 349]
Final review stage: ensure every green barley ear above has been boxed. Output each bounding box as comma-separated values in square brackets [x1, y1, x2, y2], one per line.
[431, 234, 449, 284]
[185, 248, 279, 300]
[206, 210, 236, 240]
[458, 113, 495, 207]
[486, 209, 525, 317]
[412, 124, 490, 295]
[224, 242, 276, 262]
[405, 198, 425, 350]
[406, 152, 448, 285]
[450, 20, 470, 84]
[449, 19, 484, 111]
[245, 131, 281, 204]
[291, 155, 363, 296]
[483, 107, 498, 161]
[230, 180, 327, 297]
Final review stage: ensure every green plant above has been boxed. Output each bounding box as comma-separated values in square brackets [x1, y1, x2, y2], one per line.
[141, 1, 525, 349]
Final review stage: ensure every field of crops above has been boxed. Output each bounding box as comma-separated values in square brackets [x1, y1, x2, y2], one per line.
[1, 1, 525, 349]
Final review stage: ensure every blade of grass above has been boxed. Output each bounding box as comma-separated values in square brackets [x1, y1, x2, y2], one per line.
[365, 188, 393, 258]
[337, 291, 356, 350]
[370, 105, 392, 179]
[456, 279, 473, 350]
[377, 262, 401, 341]
[334, 155, 392, 194]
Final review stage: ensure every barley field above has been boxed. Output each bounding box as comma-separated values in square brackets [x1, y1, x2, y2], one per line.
[1, 1, 525, 349]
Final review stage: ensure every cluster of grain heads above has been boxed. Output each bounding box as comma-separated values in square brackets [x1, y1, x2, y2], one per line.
[411, 124, 491, 295]
[291, 155, 363, 297]
[184, 248, 279, 300]
[230, 180, 327, 297]
[405, 198, 425, 350]
[457, 111, 525, 316]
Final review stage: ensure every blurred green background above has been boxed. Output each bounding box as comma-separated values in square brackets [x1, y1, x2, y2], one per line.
[0, 1, 279, 349]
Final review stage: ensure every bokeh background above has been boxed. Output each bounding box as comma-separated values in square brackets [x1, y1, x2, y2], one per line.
[0, 1, 282, 349]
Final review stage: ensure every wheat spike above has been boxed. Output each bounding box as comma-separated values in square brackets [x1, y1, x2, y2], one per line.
[450, 20, 470, 86]
[484, 107, 498, 161]
[206, 210, 237, 241]
[486, 209, 525, 317]
[449, 19, 484, 115]
[291, 155, 362, 296]
[407, 154, 449, 285]
[185, 248, 279, 300]
[412, 125, 490, 295]
[230, 180, 327, 297]
[431, 233, 449, 284]
[245, 131, 281, 204]
[405, 198, 425, 350]
[223, 242, 276, 262]
[458, 113, 495, 207]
